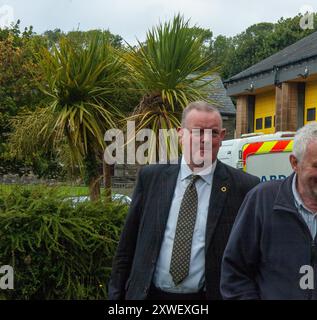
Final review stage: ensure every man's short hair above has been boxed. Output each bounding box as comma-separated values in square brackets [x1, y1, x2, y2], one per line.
[181, 101, 222, 128]
[292, 121, 317, 162]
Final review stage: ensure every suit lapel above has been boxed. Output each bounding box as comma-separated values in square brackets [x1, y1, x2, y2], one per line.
[205, 161, 230, 251]
[156, 163, 180, 243]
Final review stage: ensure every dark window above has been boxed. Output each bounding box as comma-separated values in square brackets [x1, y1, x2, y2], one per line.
[307, 108, 316, 121]
[265, 116, 272, 128]
[256, 118, 263, 130]
[274, 115, 276, 127]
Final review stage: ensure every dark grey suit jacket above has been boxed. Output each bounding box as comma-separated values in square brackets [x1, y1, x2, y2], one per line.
[108, 160, 259, 300]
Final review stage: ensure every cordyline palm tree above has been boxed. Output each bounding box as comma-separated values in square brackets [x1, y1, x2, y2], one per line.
[9, 35, 126, 200]
[124, 14, 218, 161]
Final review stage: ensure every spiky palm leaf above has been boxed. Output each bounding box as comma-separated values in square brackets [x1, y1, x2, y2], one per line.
[124, 14, 218, 160]
[37, 36, 125, 164]
[10, 35, 127, 199]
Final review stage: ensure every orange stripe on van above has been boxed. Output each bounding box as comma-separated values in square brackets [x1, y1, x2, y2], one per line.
[242, 142, 264, 163]
[242, 140, 293, 169]
[270, 140, 291, 152]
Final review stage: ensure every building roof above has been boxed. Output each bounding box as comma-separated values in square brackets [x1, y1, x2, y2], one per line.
[226, 31, 317, 83]
[206, 74, 236, 115]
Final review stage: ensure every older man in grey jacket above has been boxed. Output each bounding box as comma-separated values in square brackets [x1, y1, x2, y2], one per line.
[221, 122, 317, 300]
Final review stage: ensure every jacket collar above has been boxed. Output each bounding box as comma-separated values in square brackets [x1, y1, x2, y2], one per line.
[273, 172, 298, 214]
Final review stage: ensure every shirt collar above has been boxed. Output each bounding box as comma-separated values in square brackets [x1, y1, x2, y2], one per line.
[180, 155, 217, 185]
[292, 173, 317, 216]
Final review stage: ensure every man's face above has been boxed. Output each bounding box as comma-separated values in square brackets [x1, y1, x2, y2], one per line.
[290, 140, 317, 201]
[178, 109, 226, 170]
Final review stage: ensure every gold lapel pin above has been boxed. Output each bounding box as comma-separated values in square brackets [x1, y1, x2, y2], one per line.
[221, 186, 227, 192]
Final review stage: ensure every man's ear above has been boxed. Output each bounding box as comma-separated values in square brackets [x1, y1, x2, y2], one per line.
[220, 128, 226, 140]
[289, 154, 299, 173]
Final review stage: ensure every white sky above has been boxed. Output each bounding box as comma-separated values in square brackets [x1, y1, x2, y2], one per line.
[0, 0, 315, 44]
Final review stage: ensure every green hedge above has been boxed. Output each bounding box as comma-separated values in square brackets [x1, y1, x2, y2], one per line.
[0, 186, 128, 299]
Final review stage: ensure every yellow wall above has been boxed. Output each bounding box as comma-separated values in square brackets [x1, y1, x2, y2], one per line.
[305, 80, 317, 124]
[254, 90, 275, 134]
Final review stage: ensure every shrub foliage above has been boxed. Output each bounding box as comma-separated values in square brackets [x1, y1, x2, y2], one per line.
[0, 186, 127, 299]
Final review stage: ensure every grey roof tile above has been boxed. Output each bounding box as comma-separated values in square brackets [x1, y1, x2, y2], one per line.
[205, 74, 236, 115]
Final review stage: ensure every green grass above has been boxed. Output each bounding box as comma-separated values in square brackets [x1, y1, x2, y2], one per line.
[0, 184, 134, 197]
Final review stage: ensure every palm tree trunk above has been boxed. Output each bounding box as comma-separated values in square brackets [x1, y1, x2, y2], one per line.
[103, 160, 112, 202]
[89, 174, 101, 201]
[85, 149, 101, 201]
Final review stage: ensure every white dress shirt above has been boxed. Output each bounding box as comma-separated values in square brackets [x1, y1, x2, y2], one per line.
[153, 156, 217, 293]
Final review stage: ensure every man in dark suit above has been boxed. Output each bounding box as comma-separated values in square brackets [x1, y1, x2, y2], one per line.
[108, 101, 259, 300]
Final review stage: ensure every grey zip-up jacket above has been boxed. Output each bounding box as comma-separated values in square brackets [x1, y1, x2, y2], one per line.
[221, 173, 317, 300]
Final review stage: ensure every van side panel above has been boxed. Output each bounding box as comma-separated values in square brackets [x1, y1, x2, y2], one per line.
[246, 152, 293, 182]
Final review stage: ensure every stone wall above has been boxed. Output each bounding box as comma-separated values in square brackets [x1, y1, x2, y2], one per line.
[0, 173, 58, 185]
[223, 115, 235, 140]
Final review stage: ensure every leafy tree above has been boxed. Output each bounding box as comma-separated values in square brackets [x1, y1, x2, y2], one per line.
[43, 28, 124, 49]
[0, 21, 49, 176]
[209, 35, 233, 77]
[43, 28, 64, 48]
[268, 14, 317, 50]
[226, 22, 275, 77]
[189, 26, 213, 47]
[211, 13, 317, 79]
[67, 30, 124, 48]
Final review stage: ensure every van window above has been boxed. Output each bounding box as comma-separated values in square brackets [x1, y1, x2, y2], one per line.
[255, 118, 263, 130]
[307, 108, 316, 122]
[265, 116, 272, 128]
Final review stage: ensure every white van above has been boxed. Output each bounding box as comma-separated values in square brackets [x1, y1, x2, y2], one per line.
[218, 132, 295, 182]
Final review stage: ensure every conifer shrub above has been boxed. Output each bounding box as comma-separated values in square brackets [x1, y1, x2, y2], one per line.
[0, 186, 128, 299]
